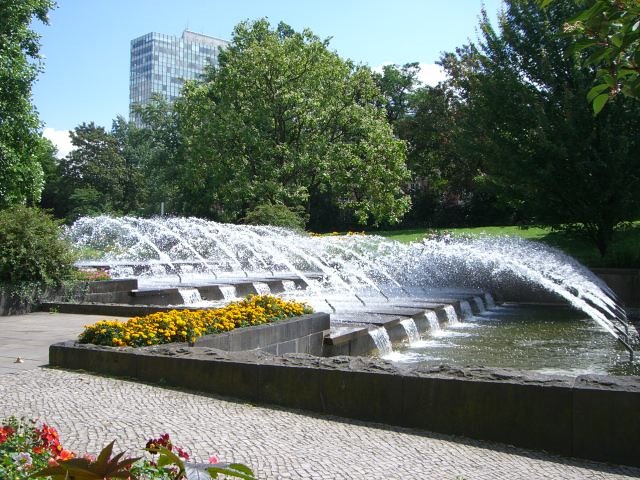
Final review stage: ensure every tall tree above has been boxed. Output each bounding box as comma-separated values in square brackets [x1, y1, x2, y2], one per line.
[176, 19, 411, 228]
[134, 97, 185, 216]
[110, 116, 151, 214]
[441, 0, 640, 255]
[58, 123, 128, 220]
[0, 0, 55, 207]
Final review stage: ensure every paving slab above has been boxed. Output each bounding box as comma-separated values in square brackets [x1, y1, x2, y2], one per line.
[0, 311, 121, 372]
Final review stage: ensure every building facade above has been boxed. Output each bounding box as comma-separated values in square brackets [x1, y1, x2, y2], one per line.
[129, 30, 229, 122]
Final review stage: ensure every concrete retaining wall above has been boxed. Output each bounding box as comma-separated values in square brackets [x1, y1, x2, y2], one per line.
[592, 268, 640, 308]
[195, 313, 329, 355]
[49, 344, 640, 467]
[0, 291, 34, 316]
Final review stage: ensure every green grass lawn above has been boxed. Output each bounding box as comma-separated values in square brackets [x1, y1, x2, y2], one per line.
[374, 224, 640, 268]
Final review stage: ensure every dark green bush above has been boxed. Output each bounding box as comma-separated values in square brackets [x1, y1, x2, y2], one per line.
[0, 206, 76, 287]
[242, 203, 308, 230]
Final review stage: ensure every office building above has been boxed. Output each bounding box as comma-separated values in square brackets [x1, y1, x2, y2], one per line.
[129, 30, 229, 122]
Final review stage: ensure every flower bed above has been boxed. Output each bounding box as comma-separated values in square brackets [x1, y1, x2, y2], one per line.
[0, 416, 255, 479]
[79, 294, 313, 347]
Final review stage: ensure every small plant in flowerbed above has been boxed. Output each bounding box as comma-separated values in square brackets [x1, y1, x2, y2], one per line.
[0, 416, 256, 479]
[74, 268, 112, 282]
[79, 294, 313, 347]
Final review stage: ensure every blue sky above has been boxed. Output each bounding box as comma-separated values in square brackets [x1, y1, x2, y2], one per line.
[34, 0, 503, 156]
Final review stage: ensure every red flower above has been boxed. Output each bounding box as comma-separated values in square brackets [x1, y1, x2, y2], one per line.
[0, 425, 15, 443]
[145, 433, 189, 459]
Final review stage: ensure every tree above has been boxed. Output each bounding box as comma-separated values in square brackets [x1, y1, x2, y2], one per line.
[134, 97, 185, 216]
[110, 115, 152, 214]
[176, 19, 411, 229]
[0, 0, 55, 207]
[541, 0, 640, 111]
[58, 123, 129, 220]
[373, 62, 422, 123]
[374, 64, 510, 226]
[441, 0, 640, 256]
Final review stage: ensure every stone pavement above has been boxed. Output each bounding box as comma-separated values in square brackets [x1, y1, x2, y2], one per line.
[0, 311, 121, 374]
[1, 313, 640, 479]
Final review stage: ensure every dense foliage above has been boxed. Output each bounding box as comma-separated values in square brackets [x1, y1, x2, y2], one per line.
[242, 202, 308, 230]
[0, 0, 55, 207]
[0, 206, 76, 288]
[79, 294, 313, 347]
[175, 19, 410, 228]
[438, 0, 640, 255]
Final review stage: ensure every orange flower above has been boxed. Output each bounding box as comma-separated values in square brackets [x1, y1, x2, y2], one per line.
[56, 449, 75, 460]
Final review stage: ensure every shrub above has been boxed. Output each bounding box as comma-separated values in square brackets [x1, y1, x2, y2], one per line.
[242, 203, 308, 230]
[0, 206, 76, 288]
[79, 294, 313, 347]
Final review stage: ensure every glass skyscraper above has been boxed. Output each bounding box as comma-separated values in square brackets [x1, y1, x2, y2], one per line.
[129, 30, 229, 123]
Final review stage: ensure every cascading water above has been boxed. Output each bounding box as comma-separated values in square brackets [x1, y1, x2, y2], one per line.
[485, 293, 496, 309]
[67, 216, 634, 345]
[368, 327, 393, 356]
[282, 280, 298, 292]
[253, 282, 271, 295]
[400, 319, 421, 345]
[219, 285, 237, 301]
[460, 300, 474, 319]
[177, 288, 203, 305]
[444, 306, 460, 326]
[473, 296, 486, 313]
[425, 311, 441, 332]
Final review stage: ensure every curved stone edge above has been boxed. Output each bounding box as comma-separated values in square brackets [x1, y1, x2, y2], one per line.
[49, 342, 640, 468]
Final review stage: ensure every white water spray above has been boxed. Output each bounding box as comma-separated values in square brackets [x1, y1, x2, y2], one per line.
[67, 216, 632, 342]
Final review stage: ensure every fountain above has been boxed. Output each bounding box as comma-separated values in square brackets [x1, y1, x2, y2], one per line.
[67, 215, 637, 367]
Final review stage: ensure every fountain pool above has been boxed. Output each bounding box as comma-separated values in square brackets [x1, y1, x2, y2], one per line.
[388, 304, 639, 375]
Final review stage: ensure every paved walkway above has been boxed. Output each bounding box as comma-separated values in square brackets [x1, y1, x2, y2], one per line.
[1, 312, 639, 479]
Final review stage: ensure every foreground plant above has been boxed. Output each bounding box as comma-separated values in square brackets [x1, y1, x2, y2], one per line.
[79, 294, 313, 347]
[0, 417, 73, 479]
[1, 416, 256, 479]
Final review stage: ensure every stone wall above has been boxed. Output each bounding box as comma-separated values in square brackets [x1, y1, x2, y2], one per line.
[194, 313, 329, 355]
[49, 343, 640, 468]
[592, 268, 640, 308]
[0, 291, 34, 316]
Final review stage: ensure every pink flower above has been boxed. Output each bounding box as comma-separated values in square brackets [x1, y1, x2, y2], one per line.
[208, 455, 219, 464]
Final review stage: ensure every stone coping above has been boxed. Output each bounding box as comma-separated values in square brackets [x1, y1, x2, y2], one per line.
[50, 342, 640, 468]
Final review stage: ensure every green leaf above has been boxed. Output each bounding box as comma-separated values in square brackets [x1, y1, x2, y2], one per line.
[570, 1, 605, 23]
[153, 446, 186, 475]
[229, 463, 255, 475]
[586, 83, 609, 102]
[207, 466, 257, 480]
[592, 93, 610, 115]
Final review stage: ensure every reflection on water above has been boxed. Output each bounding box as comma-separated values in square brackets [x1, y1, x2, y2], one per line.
[392, 304, 639, 376]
